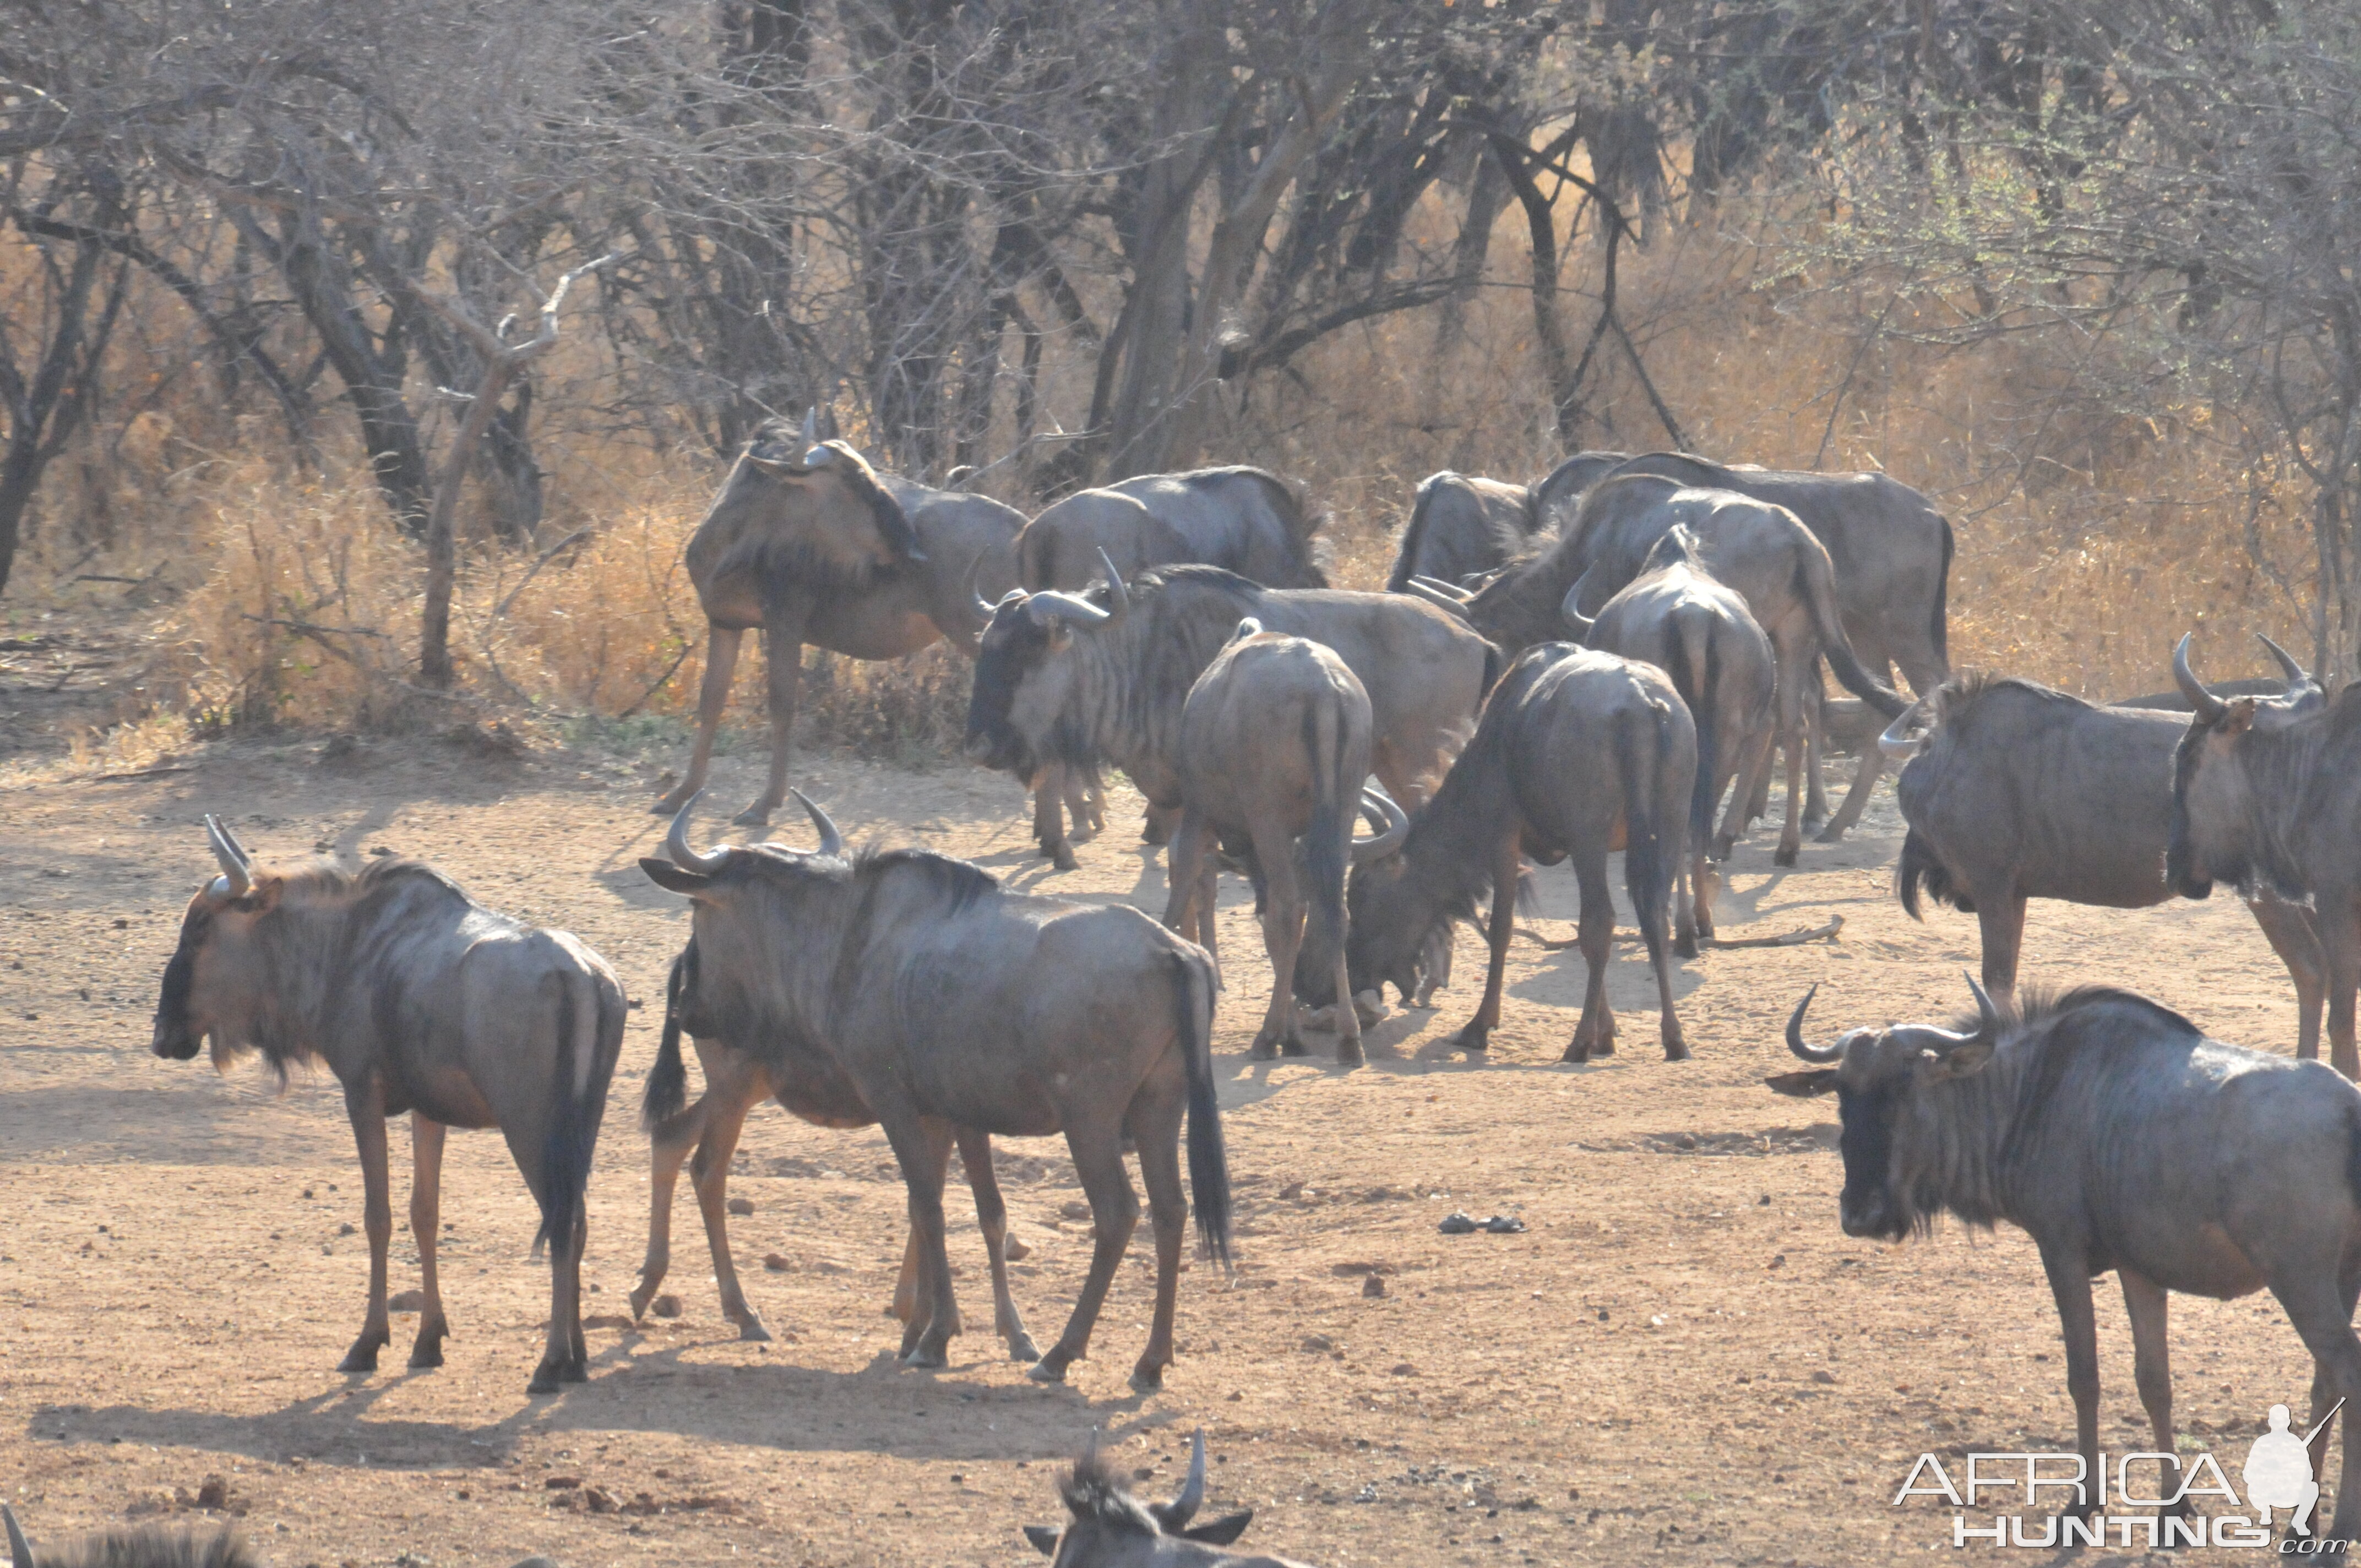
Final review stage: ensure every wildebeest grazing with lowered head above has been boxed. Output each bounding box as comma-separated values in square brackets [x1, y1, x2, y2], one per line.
[1021, 1431, 1305, 1567]
[1384, 471, 1540, 591]
[1345, 643, 1697, 1061]
[652, 409, 1029, 827]
[1884, 656, 2325, 1056]
[2172, 632, 2361, 1077]
[642, 793, 1228, 1389]
[1771, 978, 2361, 1541]
[151, 819, 624, 1393]
[3, 1504, 257, 1568]
[1162, 618, 1408, 1064]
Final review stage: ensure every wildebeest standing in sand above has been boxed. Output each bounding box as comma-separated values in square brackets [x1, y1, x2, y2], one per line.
[1565, 525, 1777, 948]
[632, 918, 1039, 1360]
[652, 409, 1028, 826]
[642, 793, 1228, 1388]
[1882, 652, 2325, 1057]
[1162, 619, 1410, 1064]
[1772, 978, 2361, 1542]
[1345, 644, 1697, 1061]
[1021, 1432, 1307, 1567]
[3, 1502, 257, 1568]
[151, 819, 624, 1393]
[1385, 471, 1541, 591]
[2172, 633, 2361, 1077]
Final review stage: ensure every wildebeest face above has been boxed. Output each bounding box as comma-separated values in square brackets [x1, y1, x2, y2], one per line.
[1342, 853, 1429, 1004]
[2166, 700, 2259, 898]
[151, 879, 281, 1066]
[965, 598, 1084, 779]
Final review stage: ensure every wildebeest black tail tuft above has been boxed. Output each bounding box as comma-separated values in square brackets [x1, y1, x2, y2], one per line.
[1176, 950, 1232, 1268]
[1897, 826, 1971, 917]
[1932, 515, 1955, 666]
[641, 946, 693, 1133]
[1616, 701, 1674, 944]
[535, 968, 618, 1261]
[1298, 701, 1351, 1008]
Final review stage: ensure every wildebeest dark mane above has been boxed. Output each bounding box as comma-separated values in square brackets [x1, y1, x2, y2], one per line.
[851, 846, 1000, 912]
[1950, 982, 2201, 1043]
[278, 855, 475, 910]
[1037, 565, 1269, 778]
[1058, 1446, 1162, 1537]
[7, 1521, 260, 1568]
[1927, 668, 2095, 723]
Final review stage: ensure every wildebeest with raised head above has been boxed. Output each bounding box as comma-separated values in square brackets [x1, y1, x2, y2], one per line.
[1344, 643, 1697, 1061]
[964, 562, 1493, 872]
[629, 933, 1038, 1360]
[1021, 1432, 1305, 1567]
[1384, 471, 1539, 591]
[3, 1502, 258, 1568]
[1565, 525, 1777, 946]
[652, 409, 1029, 827]
[1016, 466, 1325, 592]
[151, 819, 624, 1393]
[1883, 655, 2325, 1057]
[2172, 633, 2361, 1077]
[1771, 978, 2361, 1542]
[641, 793, 1228, 1388]
[1161, 618, 1410, 1064]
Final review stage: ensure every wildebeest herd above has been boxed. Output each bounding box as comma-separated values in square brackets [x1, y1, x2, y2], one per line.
[64, 422, 2361, 1561]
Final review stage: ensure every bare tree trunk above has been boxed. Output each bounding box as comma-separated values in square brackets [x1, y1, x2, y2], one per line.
[0, 200, 129, 597]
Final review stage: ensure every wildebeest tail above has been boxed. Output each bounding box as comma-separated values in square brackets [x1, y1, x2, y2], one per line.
[535, 967, 616, 1259]
[1616, 701, 1674, 943]
[641, 945, 693, 1133]
[1897, 826, 1970, 917]
[1175, 950, 1232, 1267]
[1793, 553, 1907, 718]
[1659, 612, 1721, 848]
[1299, 699, 1351, 1003]
[1932, 515, 1955, 668]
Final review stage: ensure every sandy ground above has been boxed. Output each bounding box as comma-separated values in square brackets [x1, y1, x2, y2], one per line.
[0, 726, 2330, 1567]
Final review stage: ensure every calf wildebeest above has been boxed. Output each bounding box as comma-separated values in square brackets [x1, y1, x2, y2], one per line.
[1021, 1432, 1305, 1567]
[1161, 619, 1409, 1063]
[1883, 659, 2325, 1057]
[3, 1504, 257, 1568]
[1016, 466, 1325, 591]
[965, 560, 1493, 872]
[1529, 448, 1634, 534]
[1344, 643, 1696, 1061]
[2172, 633, 2361, 1077]
[642, 793, 1228, 1387]
[1566, 526, 1777, 947]
[1771, 978, 2361, 1542]
[151, 819, 624, 1393]
[630, 934, 1037, 1359]
[1384, 471, 1539, 591]
[652, 409, 1028, 826]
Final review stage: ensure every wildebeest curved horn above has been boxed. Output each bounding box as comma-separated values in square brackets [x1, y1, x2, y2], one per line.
[4, 1504, 30, 1568]
[204, 813, 252, 898]
[967, 555, 999, 624]
[664, 792, 732, 875]
[1095, 547, 1130, 619]
[1963, 970, 2002, 1037]
[791, 788, 845, 858]
[1408, 574, 1472, 603]
[2257, 631, 2308, 685]
[1026, 590, 1110, 629]
[1785, 984, 1843, 1064]
[2172, 632, 2229, 723]
[1402, 578, 1473, 620]
[1876, 699, 1929, 761]
[1150, 1430, 1207, 1531]
[1351, 784, 1410, 866]
[1560, 567, 1597, 638]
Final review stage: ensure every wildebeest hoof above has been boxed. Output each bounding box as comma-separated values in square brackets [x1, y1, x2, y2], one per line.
[1663, 1038, 1693, 1062]
[408, 1344, 445, 1370]
[733, 803, 776, 827]
[1026, 1357, 1071, 1384]
[338, 1334, 385, 1374]
[1562, 1043, 1591, 1064]
[1336, 1040, 1366, 1067]
[1352, 989, 1383, 1026]
[1674, 932, 1700, 961]
[1448, 1028, 1488, 1053]
[1129, 1363, 1166, 1392]
[901, 1345, 949, 1370]
[1052, 845, 1078, 872]
[1007, 1332, 1042, 1362]
[1774, 845, 1800, 868]
[1280, 1033, 1310, 1057]
[1249, 1038, 1279, 1061]
[527, 1363, 564, 1395]
[736, 1316, 774, 1343]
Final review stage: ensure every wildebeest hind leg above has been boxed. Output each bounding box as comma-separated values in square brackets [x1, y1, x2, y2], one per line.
[2268, 1269, 2361, 1540]
[2319, 901, 2361, 1081]
[1817, 750, 1884, 845]
[2118, 1270, 2184, 1514]
[684, 1084, 772, 1341]
[881, 1114, 962, 1368]
[1566, 855, 1618, 1063]
[338, 1077, 393, 1374]
[1974, 895, 2028, 1003]
[2249, 900, 2327, 1061]
[955, 1127, 1039, 1362]
[655, 623, 743, 815]
[738, 623, 803, 826]
[1125, 1090, 1188, 1391]
[1249, 824, 1308, 1059]
[408, 1115, 450, 1369]
[893, 1124, 964, 1359]
[630, 1097, 703, 1324]
[1030, 1124, 1140, 1384]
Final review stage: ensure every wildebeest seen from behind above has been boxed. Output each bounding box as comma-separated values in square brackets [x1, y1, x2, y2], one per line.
[1385, 471, 1540, 591]
[643, 793, 1228, 1388]
[151, 819, 624, 1393]
[1566, 525, 1776, 949]
[1162, 618, 1409, 1064]
[1883, 658, 2324, 1057]
[1021, 1431, 1308, 1567]
[3, 1503, 258, 1568]
[1016, 466, 1325, 592]
[1771, 978, 2361, 1542]
[2172, 632, 2361, 1077]
[654, 409, 1028, 826]
[631, 933, 1038, 1360]
[1345, 644, 1697, 1062]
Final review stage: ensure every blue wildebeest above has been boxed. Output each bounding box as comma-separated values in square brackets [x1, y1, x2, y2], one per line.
[1021, 1432, 1305, 1567]
[654, 409, 1029, 827]
[1016, 466, 1325, 592]
[642, 793, 1228, 1389]
[1565, 525, 1777, 949]
[1529, 449, 1634, 535]
[629, 932, 1038, 1360]
[1344, 644, 1698, 1061]
[4, 1502, 257, 1568]
[1771, 978, 2361, 1541]
[1161, 618, 1410, 1064]
[1883, 654, 2325, 1055]
[151, 819, 624, 1393]
[1385, 471, 1540, 591]
[2172, 633, 2361, 1078]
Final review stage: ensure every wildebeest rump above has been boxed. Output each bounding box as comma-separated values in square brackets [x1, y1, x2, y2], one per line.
[641, 794, 1228, 1389]
[1772, 979, 2361, 1541]
[151, 819, 624, 1393]
[1569, 525, 1777, 946]
[1016, 466, 1325, 592]
[3, 1502, 258, 1568]
[964, 564, 1493, 870]
[2171, 633, 2361, 1077]
[1384, 471, 1539, 591]
[1021, 1431, 1308, 1567]
[654, 410, 1028, 827]
[630, 936, 1039, 1360]
[1345, 644, 1696, 1062]
[1886, 665, 2324, 1057]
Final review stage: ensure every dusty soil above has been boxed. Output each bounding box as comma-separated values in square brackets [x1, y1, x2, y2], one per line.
[0, 725, 2327, 1567]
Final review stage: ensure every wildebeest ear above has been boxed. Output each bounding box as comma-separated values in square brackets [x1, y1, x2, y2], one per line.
[1021, 1524, 1061, 1556]
[1765, 1068, 1838, 1097]
[1181, 1509, 1255, 1546]
[2222, 696, 2257, 736]
[1925, 1039, 1995, 1080]
[639, 857, 714, 895]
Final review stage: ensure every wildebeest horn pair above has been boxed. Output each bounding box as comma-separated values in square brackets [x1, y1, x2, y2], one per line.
[665, 789, 843, 873]
[1023, 547, 1131, 631]
[1147, 1430, 1210, 1532]
[1785, 972, 2003, 1064]
[2174, 628, 2311, 724]
[205, 813, 253, 898]
[1352, 783, 1409, 866]
[1559, 567, 1598, 638]
[1877, 698, 1931, 761]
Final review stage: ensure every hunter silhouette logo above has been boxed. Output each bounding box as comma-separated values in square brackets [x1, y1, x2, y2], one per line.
[2244, 1402, 2341, 1538]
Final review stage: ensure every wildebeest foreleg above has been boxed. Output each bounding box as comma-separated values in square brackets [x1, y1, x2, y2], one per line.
[2248, 900, 2327, 1063]
[741, 623, 804, 826]
[409, 1115, 450, 1369]
[1974, 893, 2030, 1004]
[1716, 722, 1778, 860]
[1034, 763, 1078, 872]
[2038, 1242, 2104, 1520]
[1449, 833, 1524, 1055]
[893, 1122, 967, 1360]
[877, 1112, 962, 1369]
[1124, 1088, 1188, 1392]
[655, 623, 743, 815]
[2319, 901, 2361, 1081]
[1566, 851, 1620, 1063]
[1029, 1122, 1140, 1384]
[657, 1059, 773, 1340]
[1774, 701, 1807, 868]
[2119, 1270, 2187, 1516]
[338, 1076, 393, 1374]
[1800, 682, 1831, 829]
[1817, 749, 1884, 846]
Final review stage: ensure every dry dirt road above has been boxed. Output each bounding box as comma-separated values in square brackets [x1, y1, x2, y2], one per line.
[0, 732, 2324, 1566]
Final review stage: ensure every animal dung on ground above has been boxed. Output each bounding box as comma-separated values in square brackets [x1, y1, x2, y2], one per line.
[1363, 1275, 1387, 1298]
[725, 1196, 754, 1216]
[650, 1293, 683, 1317]
[1301, 1333, 1335, 1353]
[763, 1253, 791, 1272]
[582, 1313, 633, 1331]
[1058, 1200, 1093, 1222]
[387, 1289, 426, 1312]
[1438, 1211, 1477, 1234]
[1438, 1211, 1525, 1234]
